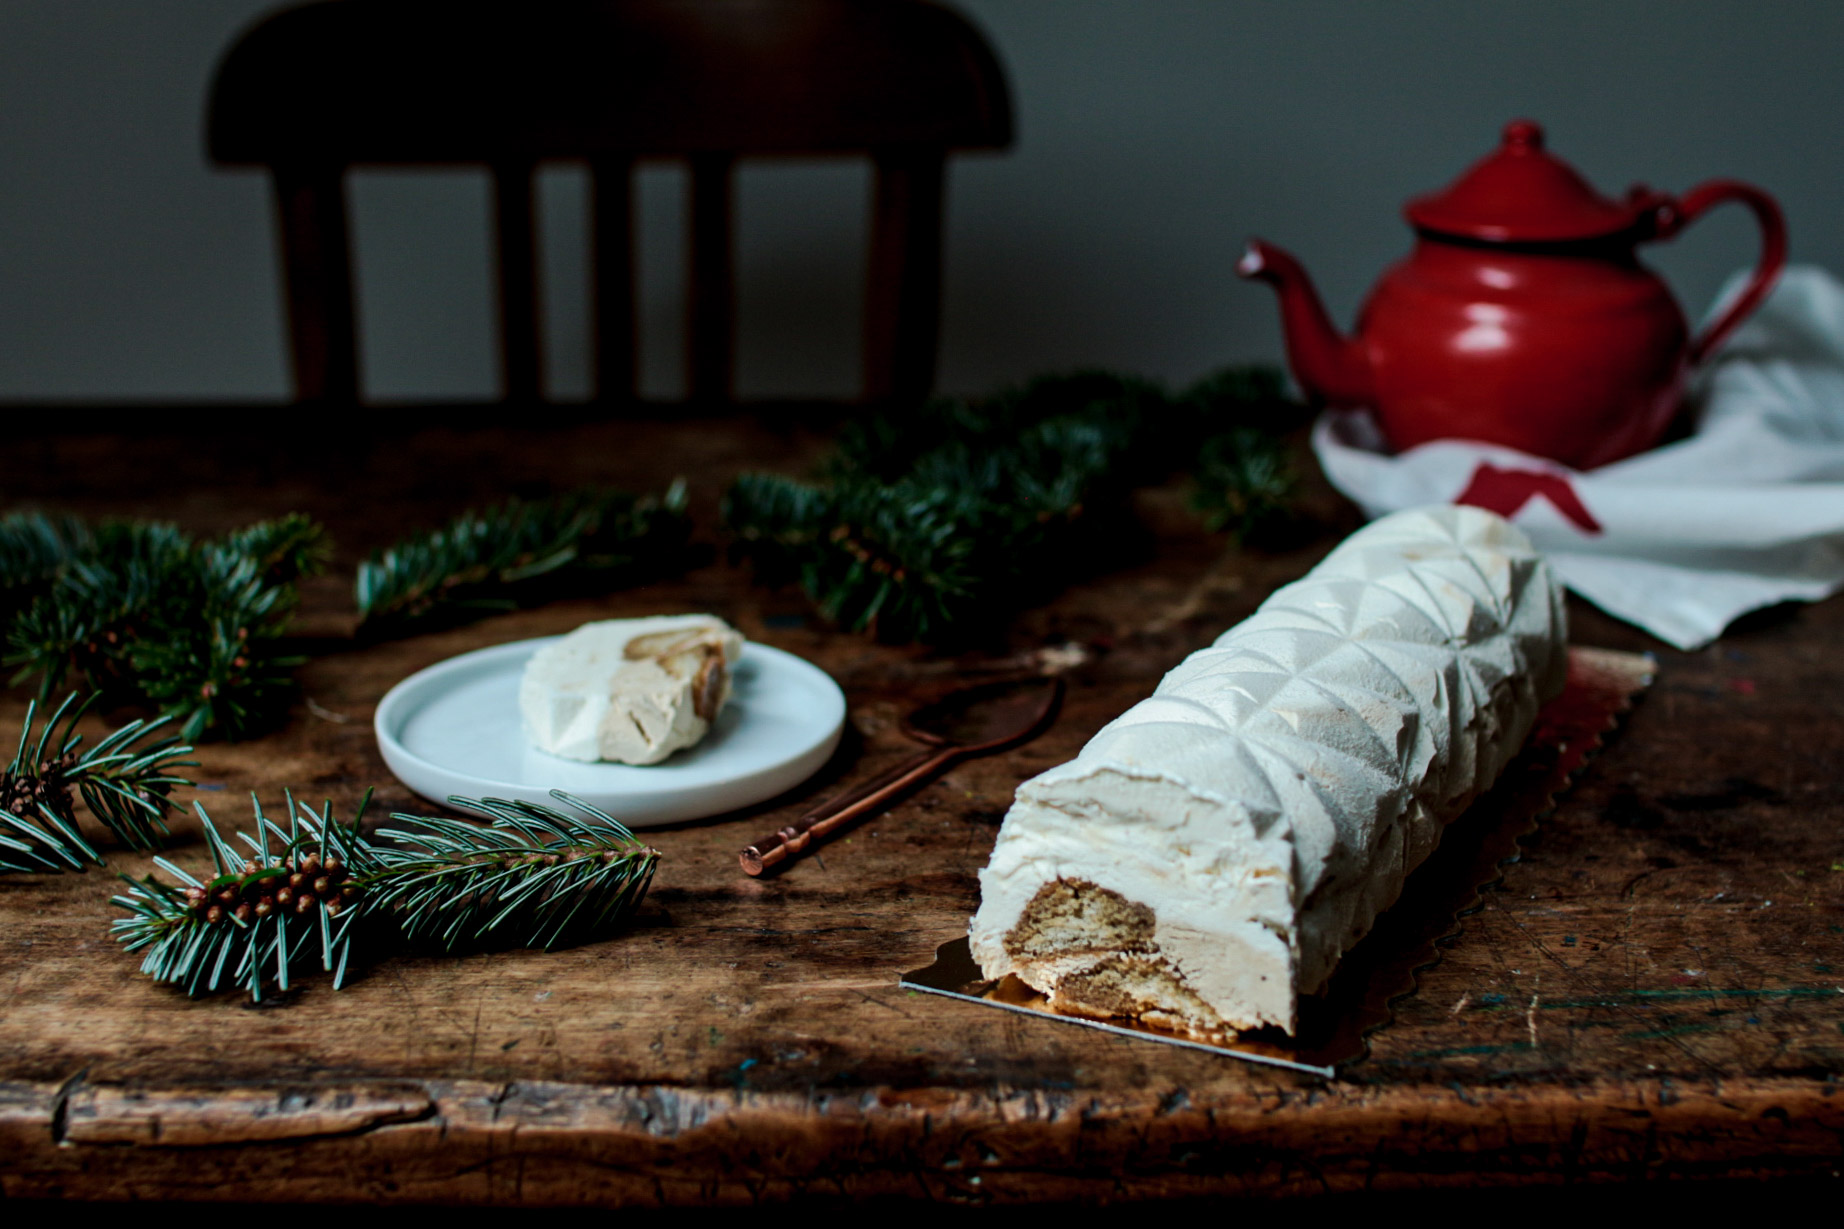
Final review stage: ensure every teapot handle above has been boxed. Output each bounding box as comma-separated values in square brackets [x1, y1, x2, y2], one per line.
[1651, 180, 1787, 365]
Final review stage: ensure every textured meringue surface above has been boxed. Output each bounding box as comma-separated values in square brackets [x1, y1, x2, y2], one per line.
[968, 506, 1567, 1036]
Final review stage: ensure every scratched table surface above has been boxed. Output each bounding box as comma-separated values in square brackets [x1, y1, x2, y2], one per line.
[0, 413, 1839, 1205]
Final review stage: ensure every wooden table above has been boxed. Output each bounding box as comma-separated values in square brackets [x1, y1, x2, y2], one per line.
[2, 412, 1840, 1204]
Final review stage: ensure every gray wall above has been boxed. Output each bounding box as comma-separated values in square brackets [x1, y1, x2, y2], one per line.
[3, 1, 1842, 402]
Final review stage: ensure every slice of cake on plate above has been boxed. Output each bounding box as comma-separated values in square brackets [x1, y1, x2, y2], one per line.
[521, 615, 744, 765]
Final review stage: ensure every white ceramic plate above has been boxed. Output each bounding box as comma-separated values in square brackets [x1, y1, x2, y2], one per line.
[374, 637, 845, 827]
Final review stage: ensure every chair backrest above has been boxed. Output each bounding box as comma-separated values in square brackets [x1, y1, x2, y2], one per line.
[209, 0, 1012, 405]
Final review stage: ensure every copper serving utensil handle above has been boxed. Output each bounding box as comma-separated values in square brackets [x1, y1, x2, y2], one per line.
[738, 745, 960, 876]
[740, 675, 1065, 877]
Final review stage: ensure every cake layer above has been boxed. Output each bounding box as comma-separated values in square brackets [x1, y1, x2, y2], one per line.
[968, 506, 1567, 1036]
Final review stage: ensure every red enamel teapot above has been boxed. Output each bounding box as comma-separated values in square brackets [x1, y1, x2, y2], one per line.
[1239, 120, 1786, 469]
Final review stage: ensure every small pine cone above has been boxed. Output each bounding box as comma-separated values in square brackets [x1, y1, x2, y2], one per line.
[205, 905, 224, 924]
[294, 894, 314, 915]
[313, 876, 331, 896]
[234, 903, 253, 923]
[216, 888, 237, 905]
[323, 858, 344, 878]
[298, 853, 321, 875]
[289, 873, 306, 889]
[276, 886, 294, 906]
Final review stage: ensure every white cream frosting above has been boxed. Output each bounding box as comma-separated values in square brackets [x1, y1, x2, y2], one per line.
[520, 615, 745, 764]
[968, 506, 1567, 1034]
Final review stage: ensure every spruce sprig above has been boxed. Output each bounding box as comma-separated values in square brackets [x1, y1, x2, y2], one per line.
[1192, 426, 1298, 541]
[1182, 367, 1301, 541]
[355, 482, 695, 639]
[112, 791, 660, 1001]
[111, 791, 374, 1000]
[0, 512, 330, 741]
[0, 692, 196, 873]
[724, 366, 1303, 642]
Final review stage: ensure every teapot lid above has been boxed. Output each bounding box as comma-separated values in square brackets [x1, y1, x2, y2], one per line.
[1406, 120, 1644, 242]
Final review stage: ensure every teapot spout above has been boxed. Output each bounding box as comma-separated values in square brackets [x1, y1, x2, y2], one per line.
[1238, 239, 1373, 408]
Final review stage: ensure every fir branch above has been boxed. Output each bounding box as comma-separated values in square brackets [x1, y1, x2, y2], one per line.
[7, 522, 194, 700]
[0, 512, 90, 625]
[2, 516, 330, 741]
[0, 693, 196, 873]
[725, 474, 986, 641]
[217, 513, 334, 588]
[129, 544, 307, 741]
[112, 791, 659, 1001]
[1191, 426, 1299, 542]
[725, 365, 1305, 642]
[355, 483, 694, 639]
[831, 369, 1164, 485]
[1181, 366, 1304, 542]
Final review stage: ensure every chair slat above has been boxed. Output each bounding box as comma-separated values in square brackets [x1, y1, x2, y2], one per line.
[687, 153, 735, 406]
[493, 160, 543, 402]
[863, 149, 945, 406]
[591, 157, 637, 404]
[272, 164, 359, 403]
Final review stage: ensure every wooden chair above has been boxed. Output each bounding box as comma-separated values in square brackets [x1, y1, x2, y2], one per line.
[207, 0, 1012, 406]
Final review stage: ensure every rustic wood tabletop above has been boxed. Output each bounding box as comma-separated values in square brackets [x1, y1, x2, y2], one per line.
[1, 413, 1839, 1204]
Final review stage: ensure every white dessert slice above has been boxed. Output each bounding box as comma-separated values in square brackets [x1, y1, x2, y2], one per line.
[520, 615, 745, 764]
[967, 506, 1567, 1037]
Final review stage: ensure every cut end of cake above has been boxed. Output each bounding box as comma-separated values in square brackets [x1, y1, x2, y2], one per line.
[995, 878, 1284, 1041]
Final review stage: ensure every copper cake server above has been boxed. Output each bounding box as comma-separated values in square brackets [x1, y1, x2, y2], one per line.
[741, 674, 1065, 876]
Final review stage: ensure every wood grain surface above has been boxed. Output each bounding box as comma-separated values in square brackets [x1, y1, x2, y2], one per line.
[1, 415, 1840, 1204]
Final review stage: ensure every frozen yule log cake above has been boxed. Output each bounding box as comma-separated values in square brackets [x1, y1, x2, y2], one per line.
[968, 506, 1567, 1037]
[521, 615, 744, 764]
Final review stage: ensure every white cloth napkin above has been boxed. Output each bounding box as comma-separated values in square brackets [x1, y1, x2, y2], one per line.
[1312, 264, 1844, 650]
